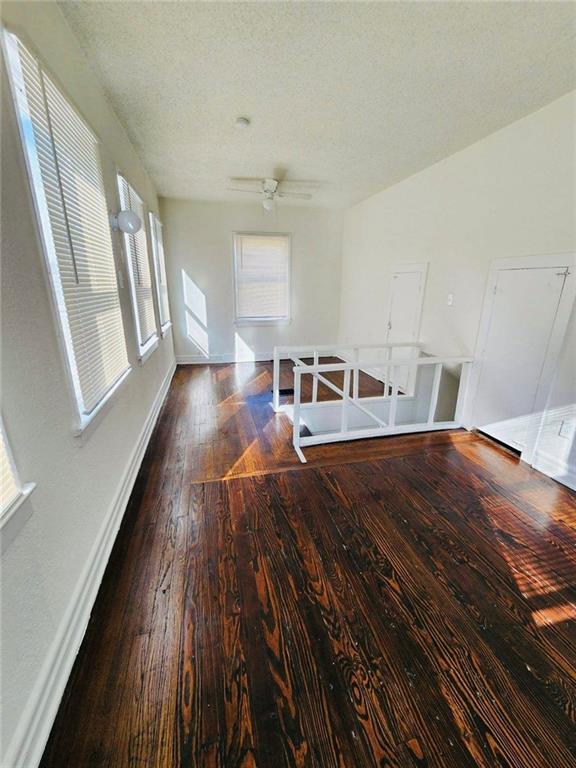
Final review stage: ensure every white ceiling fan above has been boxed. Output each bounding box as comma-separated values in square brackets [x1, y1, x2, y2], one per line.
[227, 177, 314, 211]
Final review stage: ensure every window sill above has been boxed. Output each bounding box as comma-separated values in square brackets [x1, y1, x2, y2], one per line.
[0, 482, 36, 532]
[234, 318, 291, 327]
[139, 335, 159, 365]
[74, 366, 132, 438]
[160, 321, 172, 338]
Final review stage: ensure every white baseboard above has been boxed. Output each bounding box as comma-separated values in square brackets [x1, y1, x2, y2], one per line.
[532, 449, 576, 491]
[4, 361, 177, 768]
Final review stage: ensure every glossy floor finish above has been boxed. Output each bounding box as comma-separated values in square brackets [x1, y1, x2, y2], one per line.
[41, 362, 576, 768]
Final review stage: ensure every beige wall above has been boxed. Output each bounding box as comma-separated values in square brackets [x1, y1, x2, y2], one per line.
[160, 198, 343, 362]
[338, 90, 576, 482]
[1, 3, 175, 762]
[339, 91, 576, 356]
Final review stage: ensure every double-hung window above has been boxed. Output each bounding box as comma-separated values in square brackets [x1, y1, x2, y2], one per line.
[4, 31, 131, 432]
[149, 213, 171, 333]
[233, 233, 291, 323]
[117, 175, 158, 359]
[0, 419, 35, 528]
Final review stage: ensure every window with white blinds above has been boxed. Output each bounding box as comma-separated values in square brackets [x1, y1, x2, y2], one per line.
[0, 418, 35, 524]
[118, 176, 158, 356]
[4, 32, 131, 429]
[233, 233, 291, 322]
[0, 423, 20, 516]
[149, 213, 171, 331]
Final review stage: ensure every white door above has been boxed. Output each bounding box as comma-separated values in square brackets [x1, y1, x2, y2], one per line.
[386, 266, 426, 392]
[472, 267, 568, 451]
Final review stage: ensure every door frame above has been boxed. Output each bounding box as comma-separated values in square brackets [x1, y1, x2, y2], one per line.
[385, 263, 428, 394]
[464, 252, 575, 465]
[385, 262, 428, 343]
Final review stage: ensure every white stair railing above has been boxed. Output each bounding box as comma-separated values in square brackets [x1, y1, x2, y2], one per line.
[272, 344, 473, 463]
[272, 342, 423, 412]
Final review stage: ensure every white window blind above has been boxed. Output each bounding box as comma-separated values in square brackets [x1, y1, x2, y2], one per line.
[118, 176, 158, 355]
[4, 32, 131, 426]
[233, 234, 291, 322]
[149, 213, 171, 330]
[0, 418, 35, 524]
[0, 424, 20, 515]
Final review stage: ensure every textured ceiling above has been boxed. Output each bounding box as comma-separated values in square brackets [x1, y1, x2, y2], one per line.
[59, 1, 576, 208]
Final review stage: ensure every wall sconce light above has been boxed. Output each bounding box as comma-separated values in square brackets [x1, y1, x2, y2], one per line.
[110, 210, 142, 234]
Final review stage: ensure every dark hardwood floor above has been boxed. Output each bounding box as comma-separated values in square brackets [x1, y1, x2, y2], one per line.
[40, 362, 576, 768]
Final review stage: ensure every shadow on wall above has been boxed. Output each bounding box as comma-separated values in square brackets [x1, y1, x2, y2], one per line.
[182, 269, 209, 357]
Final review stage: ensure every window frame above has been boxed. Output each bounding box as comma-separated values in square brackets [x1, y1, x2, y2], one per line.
[117, 173, 159, 363]
[0, 418, 36, 531]
[2, 28, 132, 435]
[232, 232, 292, 325]
[148, 212, 172, 336]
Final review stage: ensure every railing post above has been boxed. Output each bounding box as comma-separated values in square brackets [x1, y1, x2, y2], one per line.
[312, 350, 319, 403]
[383, 347, 390, 396]
[272, 347, 280, 412]
[455, 361, 472, 426]
[341, 368, 351, 433]
[352, 347, 359, 400]
[408, 343, 420, 395]
[292, 367, 306, 463]
[427, 363, 442, 424]
[388, 367, 398, 427]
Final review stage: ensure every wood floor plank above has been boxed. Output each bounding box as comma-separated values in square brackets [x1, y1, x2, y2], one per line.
[343, 456, 576, 754]
[304, 463, 574, 767]
[39, 363, 576, 768]
[234, 472, 400, 767]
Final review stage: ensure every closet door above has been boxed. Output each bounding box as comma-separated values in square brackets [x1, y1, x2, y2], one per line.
[385, 265, 427, 393]
[472, 267, 568, 450]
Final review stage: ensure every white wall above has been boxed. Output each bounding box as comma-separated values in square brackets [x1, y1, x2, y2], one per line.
[532, 301, 576, 490]
[339, 91, 576, 356]
[1, 3, 175, 764]
[339, 90, 576, 481]
[160, 199, 343, 362]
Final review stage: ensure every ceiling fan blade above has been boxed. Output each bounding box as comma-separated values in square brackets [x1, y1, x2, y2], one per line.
[277, 191, 312, 199]
[227, 188, 262, 195]
[277, 180, 321, 187]
[229, 177, 264, 184]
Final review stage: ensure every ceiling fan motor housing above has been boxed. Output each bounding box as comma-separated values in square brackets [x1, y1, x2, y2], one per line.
[262, 178, 279, 194]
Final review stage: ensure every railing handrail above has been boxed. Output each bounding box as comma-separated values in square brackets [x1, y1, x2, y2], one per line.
[291, 356, 473, 374]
